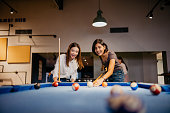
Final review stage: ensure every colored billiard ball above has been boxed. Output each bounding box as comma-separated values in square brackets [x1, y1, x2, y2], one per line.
[108, 94, 145, 113]
[87, 81, 93, 88]
[122, 95, 145, 113]
[52, 82, 58, 87]
[150, 84, 162, 95]
[102, 82, 108, 87]
[72, 83, 80, 91]
[34, 83, 40, 89]
[130, 82, 138, 90]
[110, 85, 124, 96]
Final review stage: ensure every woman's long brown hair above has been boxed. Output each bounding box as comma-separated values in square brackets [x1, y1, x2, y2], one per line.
[66, 42, 84, 70]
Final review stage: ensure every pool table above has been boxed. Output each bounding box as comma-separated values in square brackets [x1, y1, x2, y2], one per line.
[0, 82, 170, 113]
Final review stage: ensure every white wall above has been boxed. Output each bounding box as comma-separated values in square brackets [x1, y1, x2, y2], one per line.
[0, 0, 170, 52]
[143, 53, 157, 83]
[0, 0, 170, 84]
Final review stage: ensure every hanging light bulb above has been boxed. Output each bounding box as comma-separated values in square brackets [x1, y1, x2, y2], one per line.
[10, 8, 14, 14]
[149, 13, 153, 19]
[92, 0, 107, 27]
[146, 10, 154, 20]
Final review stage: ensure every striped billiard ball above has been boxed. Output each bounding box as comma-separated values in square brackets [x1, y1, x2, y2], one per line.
[130, 82, 138, 90]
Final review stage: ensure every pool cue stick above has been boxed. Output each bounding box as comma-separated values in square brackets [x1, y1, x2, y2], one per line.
[58, 38, 61, 82]
[93, 73, 103, 83]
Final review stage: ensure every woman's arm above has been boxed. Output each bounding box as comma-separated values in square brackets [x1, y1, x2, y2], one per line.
[93, 59, 115, 86]
[70, 70, 77, 82]
[53, 77, 58, 82]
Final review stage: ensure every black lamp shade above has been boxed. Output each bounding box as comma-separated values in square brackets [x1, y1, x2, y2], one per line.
[92, 10, 107, 27]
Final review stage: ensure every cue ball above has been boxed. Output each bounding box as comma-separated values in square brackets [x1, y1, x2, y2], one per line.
[34, 83, 40, 89]
[150, 84, 162, 95]
[102, 82, 108, 87]
[87, 81, 93, 88]
[72, 83, 80, 91]
[52, 82, 58, 87]
[130, 82, 138, 90]
[110, 85, 124, 96]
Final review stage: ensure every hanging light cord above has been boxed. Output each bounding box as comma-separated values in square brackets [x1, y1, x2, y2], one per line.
[1, 0, 18, 13]
[146, 0, 162, 18]
[98, 0, 100, 10]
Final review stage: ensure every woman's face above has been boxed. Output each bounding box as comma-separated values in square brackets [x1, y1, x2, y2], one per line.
[95, 43, 105, 56]
[118, 59, 122, 64]
[69, 47, 79, 60]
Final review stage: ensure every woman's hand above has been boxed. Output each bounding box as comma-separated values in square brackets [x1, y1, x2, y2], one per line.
[54, 80, 61, 83]
[57, 80, 62, 83]
[93, 78, 104, 87]
[71, 78, 75, 82]
[53, 77, 61, 83]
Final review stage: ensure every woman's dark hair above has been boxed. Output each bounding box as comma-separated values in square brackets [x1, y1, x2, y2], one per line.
[118, 56, 128, 71]
[66, 42, 84, 70]
[92, 39, 108, 56]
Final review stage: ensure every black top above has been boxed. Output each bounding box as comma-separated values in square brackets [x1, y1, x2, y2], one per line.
[100, 51, 122, 73]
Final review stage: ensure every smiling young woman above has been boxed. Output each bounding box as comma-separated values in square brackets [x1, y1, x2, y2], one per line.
[52, 42, 84, 83]
[92, 39, 124, 86]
